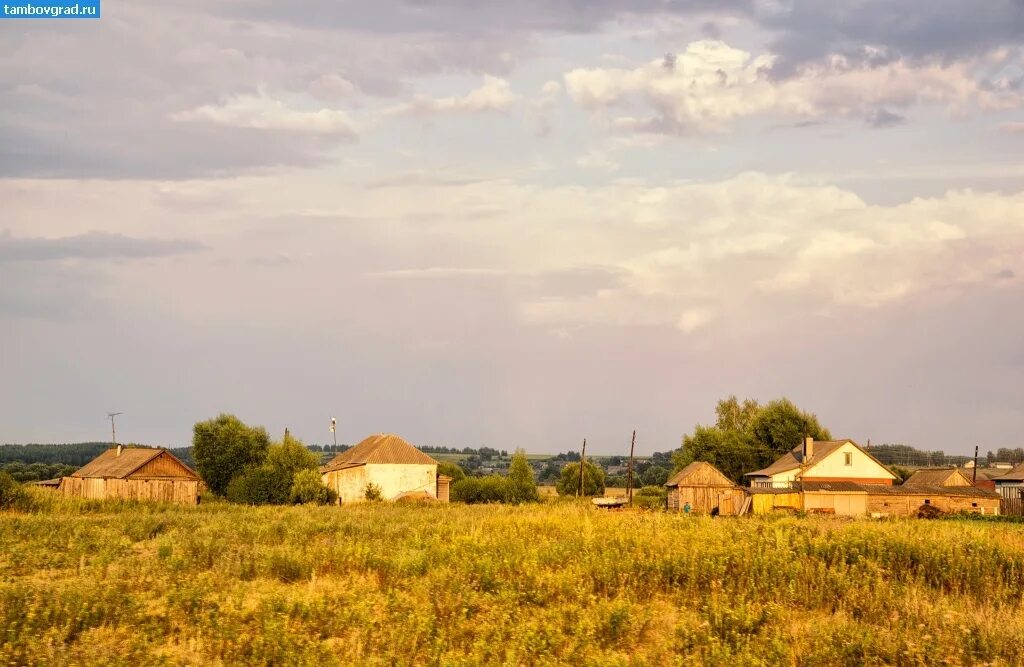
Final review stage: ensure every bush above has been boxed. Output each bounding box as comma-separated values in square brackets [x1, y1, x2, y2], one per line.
[437, 462, 467, 483]
[451, 476, 509, 504]
[364, 482, 383, 502]
[0, 471, 28, 510]
[226, 466, 287, 505]
[637, 485, 665, 498]
[289, 469, 337, 505]
[556, 461, 605, 497]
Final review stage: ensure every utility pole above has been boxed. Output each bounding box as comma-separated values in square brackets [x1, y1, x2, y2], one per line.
[627, 430, 636, 506]
[972, 445, 979, 483]
[578, 438, 587, 497]
[330, 417, 337, 448]
[107, 412, 122, 446]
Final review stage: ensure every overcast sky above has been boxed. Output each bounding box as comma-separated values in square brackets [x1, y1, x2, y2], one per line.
[2, 1, 1023, 455]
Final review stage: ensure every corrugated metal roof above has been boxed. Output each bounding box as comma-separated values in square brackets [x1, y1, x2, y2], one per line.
[71, 447, 198, 480]
[903, 468, 971, 487]
[800, 481, 871, 493]
[320, 434, 438, 472]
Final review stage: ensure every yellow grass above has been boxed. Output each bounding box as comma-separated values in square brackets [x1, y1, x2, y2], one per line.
[1, 491, 1023, 665]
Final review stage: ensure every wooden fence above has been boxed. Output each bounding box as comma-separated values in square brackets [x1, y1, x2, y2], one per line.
[1001, 497, 1024, 517]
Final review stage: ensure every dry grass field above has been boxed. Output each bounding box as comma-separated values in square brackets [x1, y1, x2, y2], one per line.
[2, 491, 1024, 665]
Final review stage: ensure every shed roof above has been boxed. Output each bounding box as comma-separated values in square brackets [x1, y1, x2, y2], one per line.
[72, 447, 199, 480]
[903, 468, 971, 487]
[998, 462, 1024, 482]
[858, 484, 1000, 499]
[321, 433, 437, 473]
[665, 461, 735, 488]
[800, 481, 872, 493]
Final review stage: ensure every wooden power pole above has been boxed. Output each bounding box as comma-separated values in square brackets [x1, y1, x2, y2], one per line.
[627, 430, 636, 506]
[578, 438, 587, 497]
[972, 445, 979, 483]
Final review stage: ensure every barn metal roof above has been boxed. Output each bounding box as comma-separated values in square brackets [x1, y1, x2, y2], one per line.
[320, 433, 438, 472]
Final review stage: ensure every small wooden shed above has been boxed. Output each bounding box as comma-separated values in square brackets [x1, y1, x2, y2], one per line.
[903, 468, 972, 487]
[60, 446, 201, 505]
[436, 474, 452, 503]
[665, 462, 745, 515]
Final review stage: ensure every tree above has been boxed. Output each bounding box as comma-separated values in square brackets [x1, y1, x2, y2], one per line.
[556, 461, 605, 497]
[641, 465, 670, 487]
[672, 396, 833, 484]
[192, 414, 270, 496]
[437, 462, 467, 483]
[364, 482, 383, 501]
[506, 449, 539, 503]
[672, 426, 759, 484]
[451, 476, 509, 503]
[749, 398, 831, 464]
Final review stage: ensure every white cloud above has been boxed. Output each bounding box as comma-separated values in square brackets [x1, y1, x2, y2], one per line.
[385, 76, 519, 116]
[564, 40, 1023, 134]
[576, 149, 620, 172]
[172, 92, 360, 137]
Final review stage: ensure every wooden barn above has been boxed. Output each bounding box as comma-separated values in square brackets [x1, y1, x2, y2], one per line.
[60, 446, 201, 505]
[903, 468, 972, 487]
[665, 462, 745, 515]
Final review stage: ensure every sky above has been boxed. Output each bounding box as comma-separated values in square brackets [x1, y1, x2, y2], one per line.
[2, 1, 1023, 455]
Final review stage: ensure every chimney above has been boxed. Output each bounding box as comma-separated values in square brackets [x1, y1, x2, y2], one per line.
[803, 437, 814, 461]
[116, 444, 123, 457]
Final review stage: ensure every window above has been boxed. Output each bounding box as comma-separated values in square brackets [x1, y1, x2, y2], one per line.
[844, 452, 852, 466]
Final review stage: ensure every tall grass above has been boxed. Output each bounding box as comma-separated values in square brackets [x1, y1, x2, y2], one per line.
[1, 489, 1023, 665]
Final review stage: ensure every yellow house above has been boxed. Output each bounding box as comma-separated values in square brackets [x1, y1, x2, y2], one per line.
[320, 433, 445, 504]
[745, 437, 896, 488]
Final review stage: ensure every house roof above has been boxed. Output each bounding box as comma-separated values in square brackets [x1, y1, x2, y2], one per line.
[746, 439, 895, 479]
[71, 447, 199, 480]
[998, 462, 1024, 482]
[903, 468, 971, 487]
[665, 461, 735, 488]
[321, 433, 438, 473]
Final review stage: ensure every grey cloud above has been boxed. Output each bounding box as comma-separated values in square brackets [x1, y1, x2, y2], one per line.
[756, 0, 1024, 75]
[866, 108, 906, 129]
[0, 231, 203, 262]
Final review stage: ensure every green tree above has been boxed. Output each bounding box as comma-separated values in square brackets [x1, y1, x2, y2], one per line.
[641, 465, 670, 487]
[192, 414, 270, 496]
[749, 398, 831, 464]
[506, 449, 539, 503]
[437, 462, 467, 483]
[364, 482, 383, 501]
[450, 476, 509, 503]
[673, 396, 833, 484]
[556, 461, 605, 497]
[672, 426, 759, 484]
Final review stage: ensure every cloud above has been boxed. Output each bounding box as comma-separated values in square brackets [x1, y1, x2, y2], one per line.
[1000, 121, 1024, 133]
[565, 40, 1022, 134]
[385, 76, 519, 116]
[0, 231, 203, 262]
[173, 93, 360, 137]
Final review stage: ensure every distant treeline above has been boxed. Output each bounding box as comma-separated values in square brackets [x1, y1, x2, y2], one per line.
[421, 445, 508, 458]
[0, 443, 196, 468]
[866, 443, 973, 467]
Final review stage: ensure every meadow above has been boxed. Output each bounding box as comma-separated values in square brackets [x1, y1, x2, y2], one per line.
[2, 493, 1024, 666]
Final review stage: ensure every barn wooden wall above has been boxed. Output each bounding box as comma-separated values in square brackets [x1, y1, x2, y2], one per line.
[668, 487, 744, 515]
[132, 453, 195, 479]
[866, 493, 999, 517]
[60, 477, 199, 505]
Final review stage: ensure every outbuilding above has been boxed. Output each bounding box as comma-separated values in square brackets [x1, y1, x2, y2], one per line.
[59, 446, 201, 504]
[321, 433, 448, 504]
[665, 461, 745, 515]
[903, 468, 972, 487]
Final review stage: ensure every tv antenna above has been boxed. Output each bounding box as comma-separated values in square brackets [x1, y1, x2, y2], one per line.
[107, 412, 123, 446]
